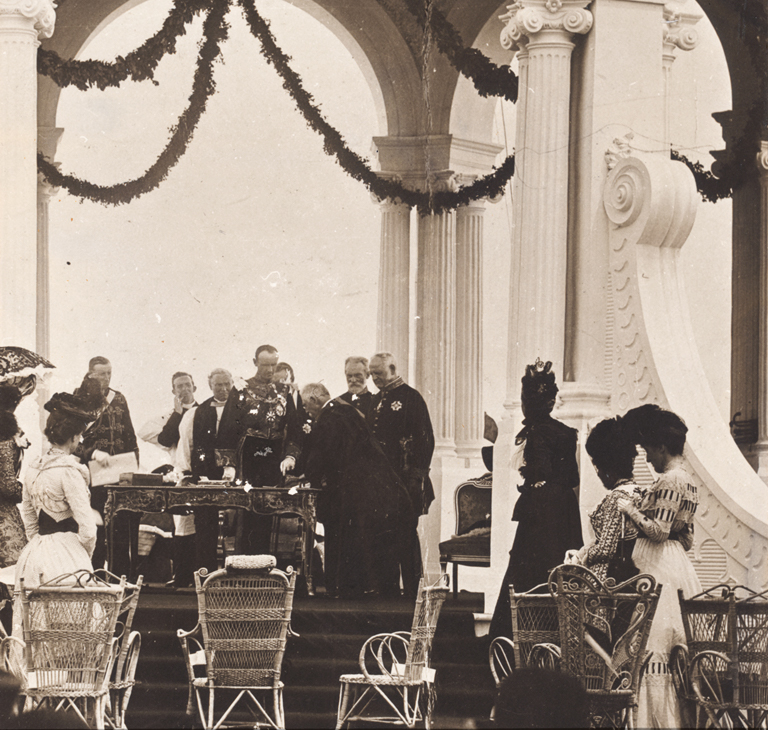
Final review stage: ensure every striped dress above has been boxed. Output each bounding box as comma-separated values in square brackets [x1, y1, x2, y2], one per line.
[628, 463, 701, 729]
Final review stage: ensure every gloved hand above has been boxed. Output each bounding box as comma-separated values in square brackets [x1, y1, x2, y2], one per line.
[280, 456, 296, 475]
[222, 466, 236, 482]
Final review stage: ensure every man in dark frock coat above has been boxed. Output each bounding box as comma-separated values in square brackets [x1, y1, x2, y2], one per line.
[369, 352, 435, 599]
[301, 383, 408, 598]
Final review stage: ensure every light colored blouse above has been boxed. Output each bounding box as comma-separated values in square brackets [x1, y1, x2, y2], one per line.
[20, 449, 97, 557]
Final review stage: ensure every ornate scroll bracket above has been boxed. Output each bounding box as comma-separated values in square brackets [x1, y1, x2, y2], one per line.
[500, 0, 592, 52]
[662, 2, 700, 53]
[0, 0, 55, 38]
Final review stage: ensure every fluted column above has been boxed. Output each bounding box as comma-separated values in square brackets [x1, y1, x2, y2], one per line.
[0, 0, 55, 348]
[376, 191, 411, 367]
[661, 3, 700, 147]
[416, 173, 456, 457]
[500, 0, 593, 402]
[755, 143, 768, 480]
[454, 195, 485, 460]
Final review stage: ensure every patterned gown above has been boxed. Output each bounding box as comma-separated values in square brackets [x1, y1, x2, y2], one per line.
[0, 438, 27, 569]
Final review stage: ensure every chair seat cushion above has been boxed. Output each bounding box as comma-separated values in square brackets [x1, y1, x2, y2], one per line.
[339, 673, 426, 686]
[439, 532, 491, 563]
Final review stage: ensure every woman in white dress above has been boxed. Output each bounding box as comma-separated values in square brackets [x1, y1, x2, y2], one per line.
[14, 393, 97, 590]
[618, 404, 701, 729]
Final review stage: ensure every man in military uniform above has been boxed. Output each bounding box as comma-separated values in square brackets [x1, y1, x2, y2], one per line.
[369, 352, 434, 598]
[337, 356, 374, 420]
[216, 345, 300, 555]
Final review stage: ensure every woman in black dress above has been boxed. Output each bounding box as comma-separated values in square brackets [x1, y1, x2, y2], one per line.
[489, 360, 583, 639]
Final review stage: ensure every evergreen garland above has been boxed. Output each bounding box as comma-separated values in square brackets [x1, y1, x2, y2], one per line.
[38, 0, 230, 205]
[38, 0, 214, 90]
[671, 150, 733, 203]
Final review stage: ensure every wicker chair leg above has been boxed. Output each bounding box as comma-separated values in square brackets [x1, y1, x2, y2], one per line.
[336, 682, 350, 729]
[208, 687, 215, 730]
[274, 687, 284, 729]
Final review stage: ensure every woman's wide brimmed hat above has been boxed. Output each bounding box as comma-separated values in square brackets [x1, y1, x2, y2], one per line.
[44, 392, 97, 423]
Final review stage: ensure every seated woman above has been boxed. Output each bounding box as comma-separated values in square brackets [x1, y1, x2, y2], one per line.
[618, 404, 701, 729]
[14, 393, 98, 590]
[567, 417, 645, 585]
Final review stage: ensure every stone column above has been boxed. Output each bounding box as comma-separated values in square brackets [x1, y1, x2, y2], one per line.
[416, 179, 456, 458]
[0, 0, 55, 348]
[454, 194, 485, 461]
[500, 0, 593, 397]
[376, 192, 411, 367]
[661, 3, 700, 147]
[755, 142, 768, 480]
[713, 112, 761, 461]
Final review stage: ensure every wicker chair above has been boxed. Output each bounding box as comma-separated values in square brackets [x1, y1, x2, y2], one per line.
[177, 555, 297, 730]
[509, 583, 561, 671]
[335, 574, 450, 729]
[99, 571, 143, 730]
[2, 571, 132, 730]
[671, 584, 768, 728]
[546, 565, 661, 729]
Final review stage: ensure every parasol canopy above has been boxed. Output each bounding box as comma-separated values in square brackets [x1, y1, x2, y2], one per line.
[0, 346, 55, 382]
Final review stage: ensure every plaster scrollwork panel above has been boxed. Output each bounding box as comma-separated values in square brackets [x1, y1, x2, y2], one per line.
[0, 0, 55, 38]
[603, 155, 768, 590]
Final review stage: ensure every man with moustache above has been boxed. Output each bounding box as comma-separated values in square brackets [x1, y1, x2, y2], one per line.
[369, 352, 435, 599]
[338, 356, 374, 420]
[216, 345, 301, 554]
[138, 371, 199, 588]
[74, 356, 139, 577]
[177, 368, 234, 574]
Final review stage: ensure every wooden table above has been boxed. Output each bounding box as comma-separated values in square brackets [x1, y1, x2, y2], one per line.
[104, 479, 318, 591]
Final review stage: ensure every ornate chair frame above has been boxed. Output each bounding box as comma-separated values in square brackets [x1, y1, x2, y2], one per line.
[177, 556, 296, 730]
[335, 574, 450, 729]
[545, 564, 661, 729]
[671, 584, 768, 728]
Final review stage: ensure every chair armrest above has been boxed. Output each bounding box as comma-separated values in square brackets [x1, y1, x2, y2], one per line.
[0, 636, 25, 680]
[177, 624, 205, 683]
[529, 643, 561, 671]
[358, 632, 411, 682]
[489, 636, 515, 687]
[670, 644, 690, 699]
[688, 650, 732, 707]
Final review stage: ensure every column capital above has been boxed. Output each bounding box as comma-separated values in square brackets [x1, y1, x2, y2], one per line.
[662, 3, 700, 54]
[500, 0, 592, 52]
[0, 0, 55, 38]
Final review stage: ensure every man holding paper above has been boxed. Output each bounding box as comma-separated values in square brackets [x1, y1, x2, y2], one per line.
[75, 356, 139, 577]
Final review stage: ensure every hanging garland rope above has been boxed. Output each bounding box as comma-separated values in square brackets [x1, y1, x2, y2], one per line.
[400, 0, 518, 103]
[236, 0, 515, 214]
[38, 0, 231, 205]
[38, 0, 214, 90]
[671, 150, 733, 203]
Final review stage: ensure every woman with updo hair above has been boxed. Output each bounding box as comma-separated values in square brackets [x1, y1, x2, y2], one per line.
[618, 403, 701, 728]
[566, 417, 646, 585]
[13, 393, 98, 590]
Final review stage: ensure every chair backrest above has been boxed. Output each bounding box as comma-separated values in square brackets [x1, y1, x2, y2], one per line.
[195, 559, 296, 688]
[403, 574, 450, 683]
[19, 572, 126, 694]
[678, 584, 768, 707]
[548, 565, 660, 694]
[454, 477, 492, 536]
[509, 585, 560, 669]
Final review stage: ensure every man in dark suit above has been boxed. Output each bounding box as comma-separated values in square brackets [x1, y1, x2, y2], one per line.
[177, 368, 233, 573]
[369, 352, 435, 598]
[337, 356, 373, 420]
[301, 382, 407, 598]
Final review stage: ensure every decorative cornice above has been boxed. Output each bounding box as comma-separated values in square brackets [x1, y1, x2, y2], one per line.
[500, 0, 592, 52]
[0, 0, 55, 39]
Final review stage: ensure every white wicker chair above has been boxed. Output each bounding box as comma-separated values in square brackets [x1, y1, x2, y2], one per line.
[335, 574, 449, 729]
[177, 555, 296, 730]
